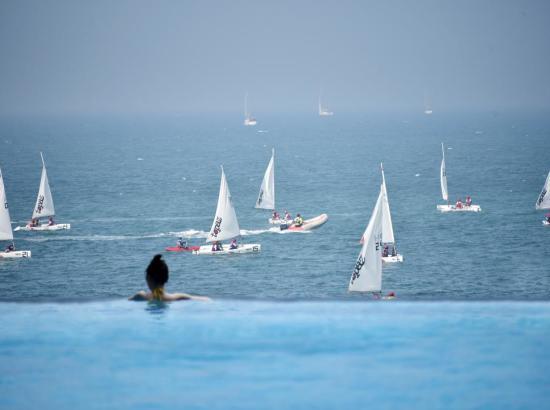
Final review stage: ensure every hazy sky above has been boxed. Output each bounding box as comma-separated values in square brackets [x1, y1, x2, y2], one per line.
[1, 0, 549, 115]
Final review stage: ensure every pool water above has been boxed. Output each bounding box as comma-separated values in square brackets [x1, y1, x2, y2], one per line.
[1, 300, 548, 409]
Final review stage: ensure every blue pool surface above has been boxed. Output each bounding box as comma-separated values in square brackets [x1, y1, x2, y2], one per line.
[1, 300, 549, 409]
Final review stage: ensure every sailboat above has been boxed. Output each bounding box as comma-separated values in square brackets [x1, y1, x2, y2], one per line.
[318, 91, 333, 116]
[243, 93, 257, 126]
[255, 148, 284, 224]
[436, 143, 481, 212]
[15, 153, 70, 231]
[349, 187, 383, 293]
[360, 165, 403, 262]
[0, 167, 31, 259]
[536, 171, 550, 225]
[380, 164, 403, 262]
[424, 93, 433, 115]
[193, 167, 261, 255]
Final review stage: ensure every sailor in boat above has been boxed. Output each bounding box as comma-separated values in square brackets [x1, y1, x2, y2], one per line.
[455, 198, 463, 209]
[293, 213, 304, 227]
[272, 211, 280, 220]
[27, 218, 38, 228]
[230, 238, 238, 250]
[284, 210, 292, 221]
[176, 237, 187, 248]
[211, 241, 223, 252]
[48, 216, 55, 226]
[382, 245, 389, 258]
[4, 243, 14, 253]
[465, 196, 472, 207]
[129, 254, 210, 302]
[545, 214, 550, 224]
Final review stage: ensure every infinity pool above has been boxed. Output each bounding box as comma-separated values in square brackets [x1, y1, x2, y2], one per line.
[1, 301, 548, 409]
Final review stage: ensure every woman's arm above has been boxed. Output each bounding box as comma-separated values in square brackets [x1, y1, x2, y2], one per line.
[165, 292, 211, 301]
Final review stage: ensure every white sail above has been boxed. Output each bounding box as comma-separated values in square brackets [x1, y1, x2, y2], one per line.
[536, 171, 550, 210]
[440, 143, 448, 201]
[255, 148, 275, 210]
[349, 189, 383, 292]
[32, 153, 55, 219]
[207, 167, 241, 243]
[380, 164, 395, 244]
[0, 167, 14, 241]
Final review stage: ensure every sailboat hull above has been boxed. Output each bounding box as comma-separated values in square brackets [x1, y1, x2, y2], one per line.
[382, 254, 404, 263]
[437, 205, 481, 213]
[15, 223, 71, 231]
[0, 250, 31, 259]
[192, 243, 261, 255]
[244, 119, 257, 126]
[165, 246, 201, 252]
[543, 220, 550, 226]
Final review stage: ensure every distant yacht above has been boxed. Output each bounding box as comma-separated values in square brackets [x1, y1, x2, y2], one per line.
[243, 93, 257, 126]
[318, 92, 333, 116]
[424, 93, 433, 115]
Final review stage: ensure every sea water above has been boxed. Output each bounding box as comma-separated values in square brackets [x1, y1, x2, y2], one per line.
[0, 112, 549, 408]
[0, 112, 548, 301]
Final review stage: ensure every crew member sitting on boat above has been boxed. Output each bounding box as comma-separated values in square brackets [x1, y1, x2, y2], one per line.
[230, 238, 238, 250]
[293, 213, 304, 227]
[272, 211, 280, 220]
[129, 254, 210, 302]
[382, 245, 389, 258]
[545, 214, 550, 223]
[27, 218, 39, 228]
[465, 196, 472, 207]
[177, 237, 187, 248]
[4, 244, 14, 252]
[284, 210, 292, 220]
[455, 199, 463, 209]
[212, 241, 223, 252]
[48, 216, 55, 226]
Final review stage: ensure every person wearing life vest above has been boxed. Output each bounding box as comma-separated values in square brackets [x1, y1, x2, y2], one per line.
[465, 196, 472, 207]
[177, 237, 187, 248]
[230, 238, 238, 250]
[5, 243, 14, 252]
[48, 216, 55, 226]
[284, 210, 292, 220]
[272, 211, 280, 220]
[293, 213, 304, 227]
[455, 199, 463, 209]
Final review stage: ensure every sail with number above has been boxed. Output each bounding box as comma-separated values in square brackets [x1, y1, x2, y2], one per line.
[536, 171, 550, 210]
[255, 149, 275, 210]
[440, 143, 448, 201]
[207, 167, 241, 243]
[0, 167, 14, 241]
[32, 153, 55, 219]
[349, 189, 383, 292]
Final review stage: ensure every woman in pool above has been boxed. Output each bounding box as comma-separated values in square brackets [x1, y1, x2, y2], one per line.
[129, 254, 210, 302]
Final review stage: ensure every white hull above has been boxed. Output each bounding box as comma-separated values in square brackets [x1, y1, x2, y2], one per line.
[382, 254, 403, 263]
[268, 218, 293, 225]
[543, 220, 550, 226]
[437, 204, 481, 213]
[193, 243, 261, 255]
[0, 250, 31, 259]
[15, 223, 71, 231]
[244, 119, 257, 126]
[319, 111, 333, 116]
[424, 110, 433, 115]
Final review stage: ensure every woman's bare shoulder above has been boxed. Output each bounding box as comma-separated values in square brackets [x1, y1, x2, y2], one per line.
[128, 291, 151, 301]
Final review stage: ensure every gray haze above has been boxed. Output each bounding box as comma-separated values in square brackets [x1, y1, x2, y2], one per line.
[1, 0, 549, 115]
